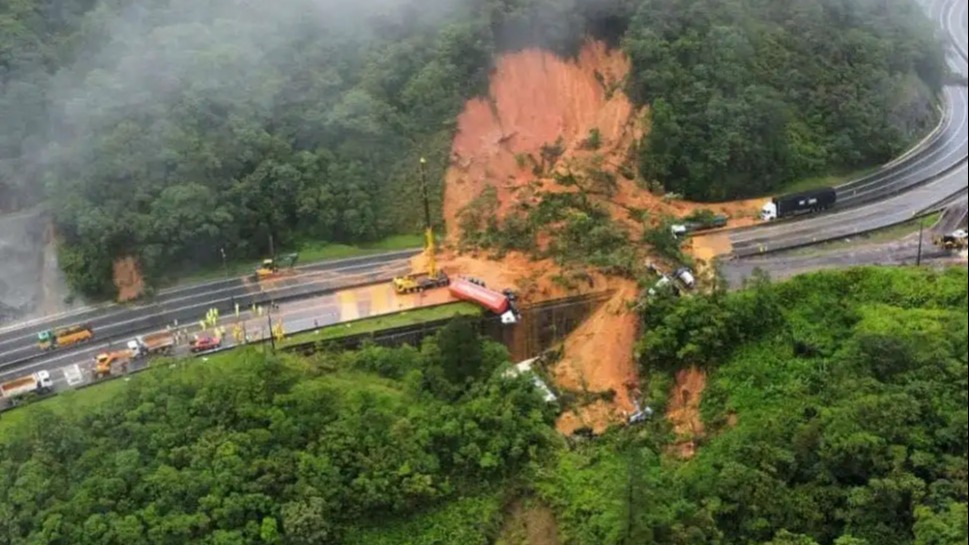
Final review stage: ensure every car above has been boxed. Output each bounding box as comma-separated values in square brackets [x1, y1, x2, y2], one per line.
[190, 335, 221, 353]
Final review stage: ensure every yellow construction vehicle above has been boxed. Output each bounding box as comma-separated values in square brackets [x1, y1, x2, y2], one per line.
[253, 252, 299, 281]
[393, 157, 450, 294]
[933, 229, 968, 251]
[93, 349, 133, 380]
[36, 324, 94, 351]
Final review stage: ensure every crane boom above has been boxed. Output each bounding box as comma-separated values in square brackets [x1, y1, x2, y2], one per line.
[391, 157, 449, 294]
[420, 157, 437, 278]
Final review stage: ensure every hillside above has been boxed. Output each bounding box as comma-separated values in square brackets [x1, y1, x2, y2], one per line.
[425, 38, 756, 433]
[0, 0, 946, 299]
[2, 267, 965, 544]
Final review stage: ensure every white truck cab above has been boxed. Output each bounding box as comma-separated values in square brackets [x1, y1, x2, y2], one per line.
[35, 370, 54, 389]
[127, 339, 146, 358]
[674, 267, 696, 289]
[760, 201, 778, 221]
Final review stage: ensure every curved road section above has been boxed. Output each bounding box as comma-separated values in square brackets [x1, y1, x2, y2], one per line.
[726, 0, 968, 257]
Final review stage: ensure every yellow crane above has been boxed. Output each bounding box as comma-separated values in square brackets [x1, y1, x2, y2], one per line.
[392, 157, 450, 294]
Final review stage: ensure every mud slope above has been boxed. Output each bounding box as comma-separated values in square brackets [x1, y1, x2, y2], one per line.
[443, 40, 639, 233]
[432, 40, 761, 434]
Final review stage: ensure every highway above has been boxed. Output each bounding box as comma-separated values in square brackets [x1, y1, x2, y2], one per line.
[727, 0, 969, 257]
[0, 250, 418, 371]
[0, 276, 452, 400]
[721, 195, 968, 287]
[730, 162, 968, 257]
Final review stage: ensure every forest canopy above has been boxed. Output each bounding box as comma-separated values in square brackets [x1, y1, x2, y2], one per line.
[616, 266, 968, 545]
[0, 0, 946, 295]
[625, 0, 946, 200]
[0, 321, 557, 545]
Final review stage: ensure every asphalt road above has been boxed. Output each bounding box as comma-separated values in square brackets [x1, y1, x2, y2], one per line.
[722, 194, 969, 287]
[729, 161, 968, 257]
[1, 286, 384, 399]
[0, 250, 418, 371]
[726, 0, 969, 256]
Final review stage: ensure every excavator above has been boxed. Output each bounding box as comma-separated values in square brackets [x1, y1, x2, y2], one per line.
[253, 252, 299, 281]
[392, 157, 450, 294]
[933, 229, 968, 252]
[93, 349, 133, 380]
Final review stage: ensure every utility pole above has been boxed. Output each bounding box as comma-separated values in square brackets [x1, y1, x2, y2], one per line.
[916, 216, 925, 266]
[220, 247, 228, 279]
[268, 233, 275, 261]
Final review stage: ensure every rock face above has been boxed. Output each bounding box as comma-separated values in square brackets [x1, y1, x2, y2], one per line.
[0, 207, 78, 325]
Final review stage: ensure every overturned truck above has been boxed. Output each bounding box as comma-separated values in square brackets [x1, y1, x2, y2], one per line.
[448, 277, 521, 324]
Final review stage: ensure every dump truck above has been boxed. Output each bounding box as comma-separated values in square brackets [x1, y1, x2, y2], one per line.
[393, 157, 450, 294]
[1, 370, 54, 404]
[760, 187, 836, 221]
[128, 331, 176, 358]
[36, 324, 94, 351]
[933, 229, 968, 251]
[93, 349, 134, 379]
[448, 277, 520, 324]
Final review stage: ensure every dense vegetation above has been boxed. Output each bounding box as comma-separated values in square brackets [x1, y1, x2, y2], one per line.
[0, 0, 627, 296]
[626, 0, 946, 200]
[2, 0, 946, 296]
[457, 164, 643, 282]
[0, 320, 556, 544]
[615, 266, 963, 545]
[2, 266, 966, 543]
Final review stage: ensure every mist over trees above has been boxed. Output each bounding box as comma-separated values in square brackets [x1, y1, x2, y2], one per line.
[2, 0, 627, 296]
[0, 0, 946, 296]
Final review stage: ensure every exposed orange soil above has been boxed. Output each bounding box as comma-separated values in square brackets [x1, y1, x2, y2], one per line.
[429, 39, 757, 434]
[552, 280, 639, 435]
[113, 256, 144, 302]
[666, 366, 707, 459]
[556, 400, 618, 436]
[442, 40, 760, 243]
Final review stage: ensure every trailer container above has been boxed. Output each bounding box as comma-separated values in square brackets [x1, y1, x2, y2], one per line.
[1, 370, 54, 402]
[129, 331, 175, 357]
[760, 187, 836, 221]
[36, 324, 94, 351]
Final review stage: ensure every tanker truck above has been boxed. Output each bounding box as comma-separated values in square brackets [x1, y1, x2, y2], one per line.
[448, 277, 520, 324]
